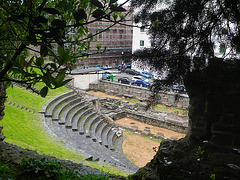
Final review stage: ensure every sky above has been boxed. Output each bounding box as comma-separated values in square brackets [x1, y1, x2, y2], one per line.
[118, 0, 130, 6]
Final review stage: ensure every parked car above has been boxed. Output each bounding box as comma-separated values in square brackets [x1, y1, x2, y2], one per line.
[134, 79, 151, 88]
[125, 62, 131, 68]
[101, 65, 108, 70]
[125, 69, 140, 75]
[140, 71, 152, 78]
[118, 77, 133, 84]
[132, 76, 145, 82]
[171, 84, 186, 93]
[95, 64, 101, 68]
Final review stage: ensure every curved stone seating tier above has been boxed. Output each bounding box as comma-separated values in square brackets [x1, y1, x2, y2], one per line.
[65, 104, 88, 128]
[72, 108, 93, 131]
[90, 118, 104, 142]
[45, 92, 77, 117]
[85, 115, 100, 138]
[41, 91, 139, 174]
[58, 101, 85, 125]
[102, 125, 112, 148]
[107, 129, 116, 151]
[52, 98, 82, 121]
[79, 111, 97, 135]
[96, 122, 108, 145]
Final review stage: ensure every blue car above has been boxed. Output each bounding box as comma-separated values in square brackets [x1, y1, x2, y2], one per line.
[95, 64, 101, 68]
[101, 65, 108, 70]
[140, 72, 152, 78]
[134, 79, 151, 87]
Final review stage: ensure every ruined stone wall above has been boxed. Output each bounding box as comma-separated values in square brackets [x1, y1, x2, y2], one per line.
[92, 80, 189, 109]
[99, 98, 189, 134]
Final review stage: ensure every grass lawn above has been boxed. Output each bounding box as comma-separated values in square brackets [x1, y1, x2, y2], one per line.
[1, 85, 128, 177]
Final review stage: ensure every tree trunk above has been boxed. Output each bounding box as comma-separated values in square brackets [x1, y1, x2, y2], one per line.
[0, 83, 7, 141]
[132, 59, 240, 179]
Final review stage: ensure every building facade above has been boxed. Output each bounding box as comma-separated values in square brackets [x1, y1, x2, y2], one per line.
[73, 9, 133, 69]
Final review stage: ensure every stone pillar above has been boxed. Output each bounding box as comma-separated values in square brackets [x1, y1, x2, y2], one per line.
[136, 92, 142, 99]
[177, 99, 183, 108]
[162, 97, 168, 104]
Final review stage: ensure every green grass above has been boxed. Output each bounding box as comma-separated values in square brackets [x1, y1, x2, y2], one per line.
[120, 98, 140, 104]
[154, 104, 187, 115]
[1, 85, 128, 177]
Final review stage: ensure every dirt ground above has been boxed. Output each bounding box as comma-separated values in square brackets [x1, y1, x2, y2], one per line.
[88, 90, 122, 99]
[87, 91, 186, 168]
[116, 118, 185, 167]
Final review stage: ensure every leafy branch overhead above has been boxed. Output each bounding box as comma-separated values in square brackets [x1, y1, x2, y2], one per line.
[0, 0, 128, 97]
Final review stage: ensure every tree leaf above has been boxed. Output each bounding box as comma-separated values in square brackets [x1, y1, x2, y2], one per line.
[40, 86, 48, 97]
[92, 9, 105, 19]
[60, 79, 72, 87]
[55, 69, 66, 85]
[34, 16, 48, 24]
[40, 45, 48, 57]
[110, 5, 126, 12]
[110, 0, 118, 4]
[43, 8, 61, 15]
[51, 19, 66, 28]
[36, 57, 44, 66]
[90, 0, 103, 8]
[42, 76, 52, 88]
[74, 9, 87, 21]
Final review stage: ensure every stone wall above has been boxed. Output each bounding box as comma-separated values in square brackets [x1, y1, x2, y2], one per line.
[90, 80, 189, 109]
[98, 98, 189, 134]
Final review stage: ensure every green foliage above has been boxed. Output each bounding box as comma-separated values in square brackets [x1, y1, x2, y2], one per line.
[0, 0, 127, 97]
[16, 158, 66, 179]
[0, 158, 17, 179]
[80, 172, 109, 180]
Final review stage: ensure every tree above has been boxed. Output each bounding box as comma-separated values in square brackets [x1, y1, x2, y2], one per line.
[131, 0, 240, 179]
[0, 0, 129, 140]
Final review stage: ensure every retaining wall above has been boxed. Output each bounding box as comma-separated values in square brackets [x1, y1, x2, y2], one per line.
[90, 80, 189, 109]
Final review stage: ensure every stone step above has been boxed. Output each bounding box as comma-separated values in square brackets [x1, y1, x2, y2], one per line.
[52, 98, 81, 121]
[107, 129, 116, 151]
[85, 115, 100, 138]
[79, 111, 96, 135]
[45, 94, 77, 117]
[58, 101, 84, 125]
[96, 123, 108, 145]
[90, 118, 104, 142]
[65, 104, 88, 128]
[72, 108, 93, 131]
[102, 125, 112, 148]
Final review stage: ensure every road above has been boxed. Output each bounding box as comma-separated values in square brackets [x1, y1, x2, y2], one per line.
[101, 68, 154, 86]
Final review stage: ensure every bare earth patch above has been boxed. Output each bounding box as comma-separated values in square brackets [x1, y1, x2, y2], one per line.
[116, 118, 186, 168]
[88, 90, 122, 99]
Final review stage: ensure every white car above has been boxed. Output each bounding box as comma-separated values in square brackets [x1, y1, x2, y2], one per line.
[132, 76, 145, 82]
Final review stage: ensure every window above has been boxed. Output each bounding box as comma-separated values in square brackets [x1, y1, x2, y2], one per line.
[140, 27, 145, 32]
[219, 44, 226, 53]
[140, 40, 144, 46]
